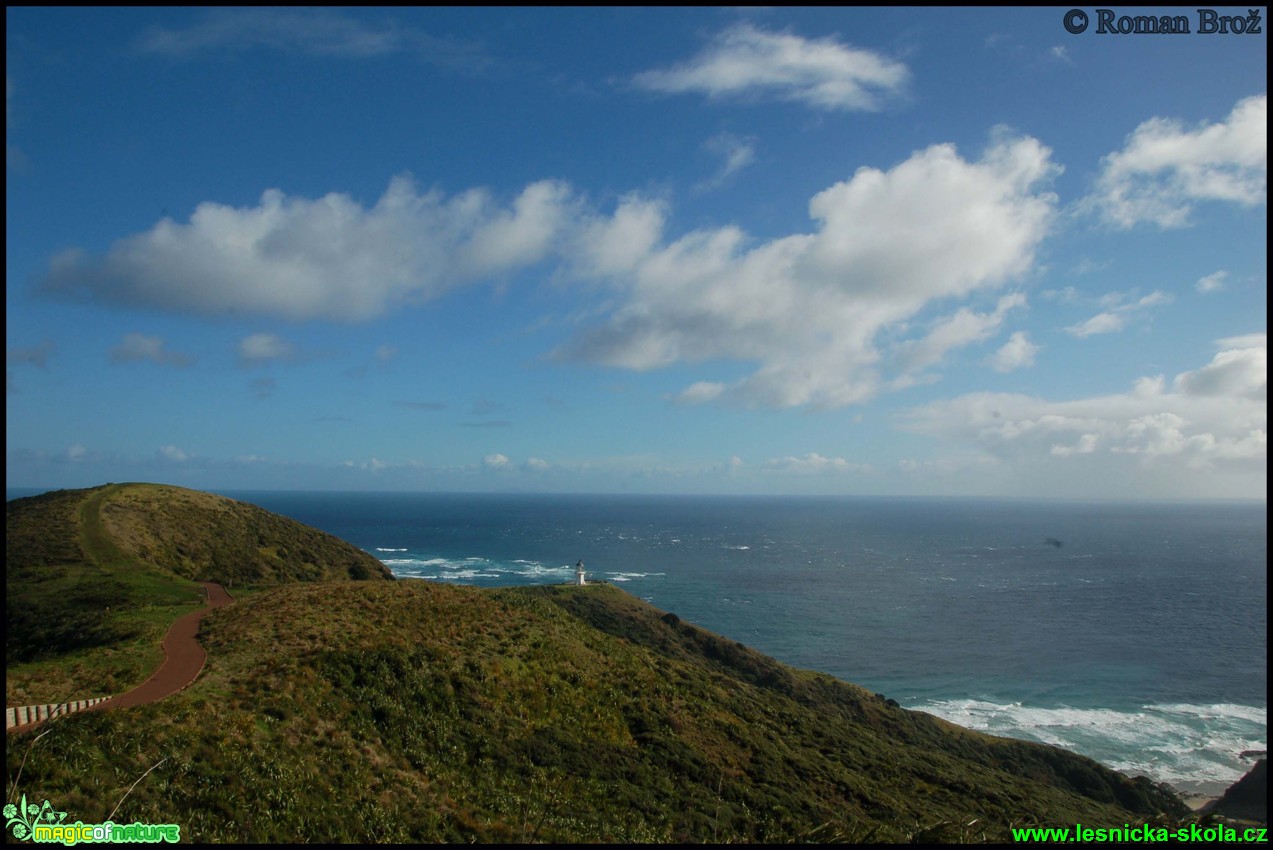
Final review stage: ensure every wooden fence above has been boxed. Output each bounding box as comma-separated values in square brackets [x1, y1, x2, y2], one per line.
[6, 698, 111, 730]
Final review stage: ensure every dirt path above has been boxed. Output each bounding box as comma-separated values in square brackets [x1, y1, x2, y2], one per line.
[7, 581, 232, 733]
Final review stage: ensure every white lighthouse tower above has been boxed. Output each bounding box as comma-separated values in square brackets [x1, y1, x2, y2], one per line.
[574, 559, 587, 586]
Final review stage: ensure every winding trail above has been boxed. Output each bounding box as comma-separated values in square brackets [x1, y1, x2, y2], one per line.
[7, 581, 233, 734]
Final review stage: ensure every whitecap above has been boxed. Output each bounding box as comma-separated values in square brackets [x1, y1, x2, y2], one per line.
[912, 699, 1267, 792]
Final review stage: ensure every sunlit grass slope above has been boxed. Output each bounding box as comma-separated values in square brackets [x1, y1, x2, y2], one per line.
[5, 483, 392, 705]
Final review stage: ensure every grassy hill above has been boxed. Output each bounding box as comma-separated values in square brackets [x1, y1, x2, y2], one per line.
[7, 484, 1191, 842]
[6, 483, 392, 704]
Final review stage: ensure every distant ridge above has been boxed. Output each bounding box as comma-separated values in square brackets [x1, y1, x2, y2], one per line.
[6, 482, 391, 704]
[7, 482, 394, 588]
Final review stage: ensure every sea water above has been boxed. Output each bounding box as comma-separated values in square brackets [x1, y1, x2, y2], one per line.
[10, 489, 1265, 796]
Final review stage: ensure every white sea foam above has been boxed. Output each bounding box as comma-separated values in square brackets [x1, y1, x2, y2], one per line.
[913, 699, 1267, 793]
[375, 547, 408, 552]
[380, 552, 611, 582]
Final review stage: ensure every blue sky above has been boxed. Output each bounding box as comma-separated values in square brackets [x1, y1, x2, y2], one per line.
[6, 7, 1266, 498]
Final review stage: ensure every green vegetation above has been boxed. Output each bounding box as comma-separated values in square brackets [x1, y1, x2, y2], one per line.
[6, 483, 392, 705]
[7, 483, 1196, 843]
[9, 575, 1188, 843]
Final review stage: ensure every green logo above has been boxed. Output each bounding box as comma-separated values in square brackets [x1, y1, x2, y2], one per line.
[5, 796, 68, 839]
[5, 796, 180, 845]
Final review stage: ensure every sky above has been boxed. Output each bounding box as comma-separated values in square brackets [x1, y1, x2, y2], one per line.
[5, 7, 1267, 499]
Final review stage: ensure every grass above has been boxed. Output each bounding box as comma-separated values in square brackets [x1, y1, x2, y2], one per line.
[7, 484, 1203, 843]
[5, 483, 390, 704]
[9, 580, 1191, 843]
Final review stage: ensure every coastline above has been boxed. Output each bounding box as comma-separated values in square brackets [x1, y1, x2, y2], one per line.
[1182, 793, 1220, 812]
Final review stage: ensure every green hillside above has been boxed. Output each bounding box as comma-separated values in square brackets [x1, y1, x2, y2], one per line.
[6, 483, 392, 705]
[8, 578, 1187, 842]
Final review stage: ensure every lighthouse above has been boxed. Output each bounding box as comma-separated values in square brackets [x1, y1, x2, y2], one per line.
[574, 559, 587, 586]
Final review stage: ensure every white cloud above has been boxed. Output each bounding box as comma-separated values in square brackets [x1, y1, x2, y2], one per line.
[37, 132, 1060, 412]
[1065, 312, 1125, 338]
[763, 453, 870, 474]
[110, 333, 191, 367]
[158, 445, 189, 462]
[1086, 94, 1267, 228]
[483, 453, 511, 469]
[524, 457, 550, 472]
[569, 194, 667, 279]
[632, 23, 909, 111]
[699, 132, 757, 189]
[42, 175, 575, 321]
[898, 336, 1267, 487]
[1065, 290, 1171, 337]
[238, 333, 294, 365]
[675, 381, 727, 405]
[1173, 334, 1266, 400]
[1050, 433, 1099, 456]
[559, 134, 1058, 409]
[1195, 271, 1228, 294]
[892, 293, 1026, 377]
[988, 331, 1039, 372]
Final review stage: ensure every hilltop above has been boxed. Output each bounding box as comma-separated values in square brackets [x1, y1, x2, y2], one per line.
[6, 485, 1189, 842]
[6, 483, 391, 704]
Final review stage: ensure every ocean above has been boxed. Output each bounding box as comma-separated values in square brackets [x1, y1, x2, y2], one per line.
[9, 488, 1267, 796]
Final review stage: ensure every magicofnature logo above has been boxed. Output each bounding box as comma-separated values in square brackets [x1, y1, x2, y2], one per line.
[5, 795, 179, 845]
[5, 795, 68, 840]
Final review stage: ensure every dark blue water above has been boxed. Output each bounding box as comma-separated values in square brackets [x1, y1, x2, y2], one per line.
[9, 489, 1266, 794]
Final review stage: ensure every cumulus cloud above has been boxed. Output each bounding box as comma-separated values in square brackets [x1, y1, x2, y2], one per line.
[41, 175, 575, 322]
[1173, 334, 1266, 400]
[343, 456, 391, 472]
[988, 331, 1040, 373]
[483, 453, 511, 469]
[1065, 290, 1172, 337]
[110, 333, 191, 367]
[568, 194, 667, 279]
[158, 445, 189, 462]
[1065, 312, 1126, 338]
[632, 23, 908, 111]
[1086, 94, 1267, 228]
[675, 381, 727, 405]
[891, 293, 1026, 379]
[238, 333, 295, 365]
[898, 335, 1267, 479]
[1195, 271, 1228, 294]
[35, 132, 1059, 412]
[558, 134, 1058, 409]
